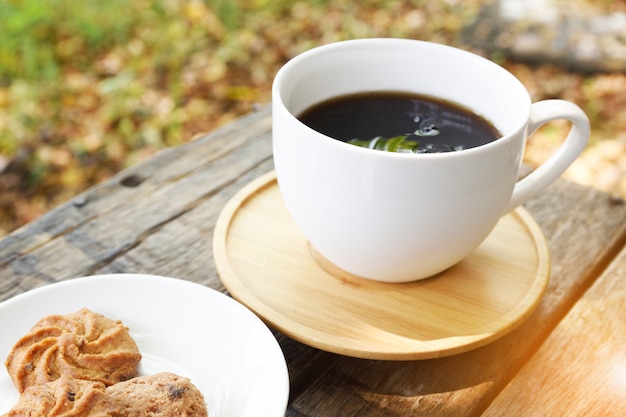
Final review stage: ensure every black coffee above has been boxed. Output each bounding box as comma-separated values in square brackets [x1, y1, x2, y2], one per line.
[297, 91, 501, 153]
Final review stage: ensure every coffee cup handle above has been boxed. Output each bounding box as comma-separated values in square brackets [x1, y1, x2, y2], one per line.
[505, 99, 590, 213]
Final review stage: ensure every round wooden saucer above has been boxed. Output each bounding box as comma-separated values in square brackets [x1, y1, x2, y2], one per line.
[213, 171, 550, 360]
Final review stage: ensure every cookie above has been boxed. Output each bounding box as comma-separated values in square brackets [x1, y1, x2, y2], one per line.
[106, 372, 208, 417]
[1, 375, 121, 417]
[5, 308, 142, 392]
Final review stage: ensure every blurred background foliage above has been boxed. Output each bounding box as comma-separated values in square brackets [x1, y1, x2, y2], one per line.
[0, 0, 625, 236]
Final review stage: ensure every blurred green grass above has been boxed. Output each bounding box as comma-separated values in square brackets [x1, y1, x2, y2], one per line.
[0, 0, 624, 236]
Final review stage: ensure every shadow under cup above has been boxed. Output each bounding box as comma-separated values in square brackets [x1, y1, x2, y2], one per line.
[272, 39, 535, 283]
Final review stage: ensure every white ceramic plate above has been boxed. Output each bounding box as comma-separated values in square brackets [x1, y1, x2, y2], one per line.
[0, 274, 289, 416]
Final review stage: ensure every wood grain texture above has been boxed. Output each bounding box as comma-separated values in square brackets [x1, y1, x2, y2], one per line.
[0, 107, 625, 417]
[215, 171, 550, 360]
[0, 107, 274, 298]
[482, 245, 626, 417]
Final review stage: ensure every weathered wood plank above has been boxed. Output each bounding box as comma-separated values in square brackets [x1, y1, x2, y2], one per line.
[482, 244, 626, 417]
[0, 107, 273, 299]
[285, 181, 626, 417]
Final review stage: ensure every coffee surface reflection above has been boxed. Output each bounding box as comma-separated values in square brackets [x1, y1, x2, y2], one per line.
[298, 91, 501, 154]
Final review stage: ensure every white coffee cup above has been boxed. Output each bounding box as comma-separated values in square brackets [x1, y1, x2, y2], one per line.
[272, 38, 589, 283]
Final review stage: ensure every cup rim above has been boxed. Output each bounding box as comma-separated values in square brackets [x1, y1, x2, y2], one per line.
[273, 38, 532, 159]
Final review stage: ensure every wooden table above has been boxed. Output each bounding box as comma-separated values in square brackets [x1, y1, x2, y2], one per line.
[1, 106, 625, 416]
